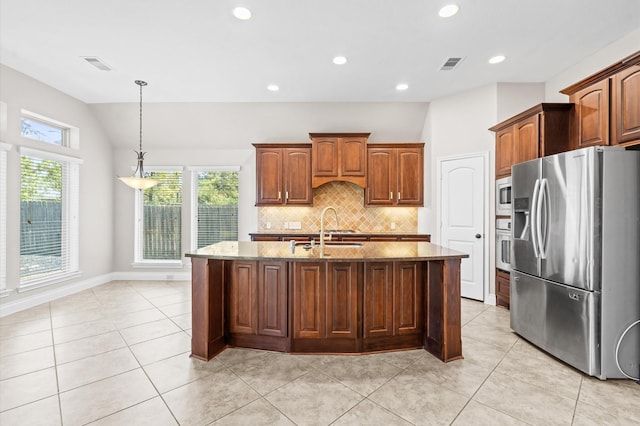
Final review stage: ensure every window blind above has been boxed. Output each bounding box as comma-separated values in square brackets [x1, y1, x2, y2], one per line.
[193, 171, 239, 249]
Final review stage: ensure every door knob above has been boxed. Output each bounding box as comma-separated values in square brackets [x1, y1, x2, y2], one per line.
[475, 234, 482, 239]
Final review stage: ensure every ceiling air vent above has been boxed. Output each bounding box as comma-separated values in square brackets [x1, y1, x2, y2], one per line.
[81, 56, 113, 71]
[440, 57, 463, 71]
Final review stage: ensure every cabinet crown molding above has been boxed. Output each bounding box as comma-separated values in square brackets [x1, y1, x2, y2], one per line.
[560, 49, 640, 95]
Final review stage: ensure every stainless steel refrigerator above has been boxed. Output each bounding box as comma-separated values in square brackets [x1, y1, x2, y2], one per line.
[510, 146, 640, 380]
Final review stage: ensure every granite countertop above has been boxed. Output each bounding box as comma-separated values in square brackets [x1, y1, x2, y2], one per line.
[186, 241, 468, 262]
[249, 231, 431, 236]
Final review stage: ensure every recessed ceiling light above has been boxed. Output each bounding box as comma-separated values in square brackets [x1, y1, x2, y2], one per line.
[232, 6, 252, 20]
[396, 83, 409, 91]
[489, 55, 506, 64]
[267, 84, 279, 92]
[332, 56, 348, 65]
[438, 4, 459, 18]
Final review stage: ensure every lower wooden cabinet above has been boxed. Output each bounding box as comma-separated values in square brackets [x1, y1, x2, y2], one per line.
[364, 262, 424, 339]
[228, 261, 287, 337]
[292, 262, 360, 341]
[496, 269, 510, 309]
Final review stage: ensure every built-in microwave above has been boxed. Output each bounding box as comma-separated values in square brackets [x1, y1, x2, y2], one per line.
[496, 176, 512, 216]
[496, 217, 511, 272]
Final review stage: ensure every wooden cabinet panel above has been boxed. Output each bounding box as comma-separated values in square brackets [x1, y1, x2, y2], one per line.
[366, 148, 395, 205]
[341, 137, 367, 177]
[326, 262, 360, 339]
[283, 148, 313, 204]
[513, 115, 539, 164]
[495, 129, 514, 178]
[364, 262, 393, 338]
[293, 262, 326, 339]
[394, 262, 424, 336]
[397, 147, 424, 205]
[571, 79, 610, 148]
[366, 144, 424, 206]
[310, 133, 368, 187]
[612, 66, 640, 145]
[258, 261, 287, 337]
[255, 148, 283, 205]
[229, 261, 258, 334]
[312, 138, 339, 177]
[254, 144, 312, 206]
[496, 269, 510, 309]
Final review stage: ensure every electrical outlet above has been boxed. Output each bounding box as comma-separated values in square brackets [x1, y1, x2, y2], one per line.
[266, 222, 271, 229]
[283, 222, 289, 229]
[390, 222, 396, 230]
[289, 221, 301, 230]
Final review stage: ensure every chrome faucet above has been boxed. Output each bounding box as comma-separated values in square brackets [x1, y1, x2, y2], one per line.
[319, 206, 339, 250]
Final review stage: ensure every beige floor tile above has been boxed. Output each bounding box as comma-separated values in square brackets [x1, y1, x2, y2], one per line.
[473, 371, 575, 426]
[54, 330, 127, 365]
[212, 398, 295, 425]
[265, 370, 364, 426]
[108, 307, 166, 329]
[51, 307, 107, 328]
[119, 318, 182, 345]
[49, 299, 102, 318]
[143, 352, 226, 393]
[163, 369, 260, 425]
[451, 400, 528, 425]
[0, 346, 55, 380]
[0, 317, 51, 340]
[333, 398, 412, 425]
[147, 292, 190, 307]
[0, 304, 51, 326]
[98, 298, 155, 314]
[87, 396, 177, 426]
[59, 369, 157, 426]
[359, 348, 427, 369]
[158, 301, 191, 317]
[572, 399, 640, 426]
[578, 376, 640, 421]
[307, 353, 402, 396]
[410, 356, 493, 397]
[169, 312, 192, 330]
[132, 284, 180, 299]
[214, 347, 271, 368]
[230, 352, 314, 395]
[461, 298, 489, 325]
[462, 321, 519, 352]
[460, 335, 509, 369]
[495, 341, 583, 401]
[369, 370, 468, 425]
[129, 331, 191, 365]
[0, 367, 58, 411]
[0, 330, 52, 357]
[57, 347, 140, 392]
[0, 395, 61, 426]
[52, 319, 116, 344]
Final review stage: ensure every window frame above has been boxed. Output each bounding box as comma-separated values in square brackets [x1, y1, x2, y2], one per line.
[189, 166, 241, 251]
[0, 142, 11, 296]
[133, 166, 185, 267]
[18, 146, 82, 291]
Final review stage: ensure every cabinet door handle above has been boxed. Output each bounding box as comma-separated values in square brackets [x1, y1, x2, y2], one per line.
[285, 191, 289, 200]
[278, 191, 281, 200]
[397, 192, 401, 201]
[390, 191, 393, 200]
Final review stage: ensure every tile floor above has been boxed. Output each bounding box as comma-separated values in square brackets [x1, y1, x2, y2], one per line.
[1, 280, 639, 425]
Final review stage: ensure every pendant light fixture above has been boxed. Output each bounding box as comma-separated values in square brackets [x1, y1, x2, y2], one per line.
[118, 80, 159, 190]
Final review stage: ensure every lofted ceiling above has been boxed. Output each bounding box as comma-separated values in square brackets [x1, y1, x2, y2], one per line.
[1, 0, 639, 104]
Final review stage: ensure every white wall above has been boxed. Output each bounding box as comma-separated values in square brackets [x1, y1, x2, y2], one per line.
[545, 27, 640, 102]
[0, 65, 114, 312]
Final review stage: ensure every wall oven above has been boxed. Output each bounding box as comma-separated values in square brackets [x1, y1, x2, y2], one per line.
[496, 217, 511, 272]
[496, 176, 512, 216]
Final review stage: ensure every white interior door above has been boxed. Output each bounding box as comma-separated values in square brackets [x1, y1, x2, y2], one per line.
[439, 154, 486, 301]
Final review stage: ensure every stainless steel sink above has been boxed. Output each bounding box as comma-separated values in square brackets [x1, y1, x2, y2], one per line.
[323, 242, 363, 248]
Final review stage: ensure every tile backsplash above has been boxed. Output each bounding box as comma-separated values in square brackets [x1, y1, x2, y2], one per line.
[257, 182, 418, 233]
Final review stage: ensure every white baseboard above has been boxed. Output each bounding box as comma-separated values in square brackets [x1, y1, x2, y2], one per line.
[0, 273, 114, 317]
[0, 271, 192, 317]
[485, 293, 497, 306]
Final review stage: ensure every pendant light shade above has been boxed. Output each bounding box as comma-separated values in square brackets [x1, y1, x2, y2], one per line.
[118, 80, 159, 190]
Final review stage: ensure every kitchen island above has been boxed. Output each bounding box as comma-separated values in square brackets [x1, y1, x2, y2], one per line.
[186, 241, 468, 363]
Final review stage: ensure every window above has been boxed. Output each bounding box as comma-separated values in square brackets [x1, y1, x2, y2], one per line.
[19, 147, 80, 288]
[0, 142, 10, 295]
[191, 168, 239, 249]
[21, 113, 69, 147]
[135, 169, 183, 263]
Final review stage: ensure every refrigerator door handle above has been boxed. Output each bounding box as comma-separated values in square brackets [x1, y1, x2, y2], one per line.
[531, 178, 541, 258]
[538, 178, 548, 259]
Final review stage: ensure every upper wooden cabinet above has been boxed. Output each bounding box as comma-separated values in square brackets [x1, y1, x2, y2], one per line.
[309, 133, 369, 188]
[366, 143, 424, 206]
[254, 144, 313, 206]
[489, 103, 573, 178]
[561, 50, 640, 149]
[612, 65, 640, 145]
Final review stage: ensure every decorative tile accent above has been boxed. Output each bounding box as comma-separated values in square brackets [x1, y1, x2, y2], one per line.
[257, 182, 418, 233]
